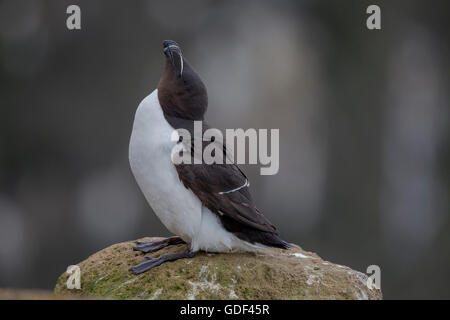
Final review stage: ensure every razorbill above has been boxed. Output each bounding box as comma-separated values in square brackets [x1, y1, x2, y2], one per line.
[128, 40, 289, 274]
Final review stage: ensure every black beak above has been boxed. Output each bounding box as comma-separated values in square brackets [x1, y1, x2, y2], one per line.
[163, 40, 183, 76]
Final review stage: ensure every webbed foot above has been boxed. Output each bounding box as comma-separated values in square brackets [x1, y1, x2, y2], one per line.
[130, 251, 195, 274]
[133, 236, 186, 253]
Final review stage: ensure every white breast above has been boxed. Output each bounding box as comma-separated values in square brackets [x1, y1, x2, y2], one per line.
[129, 89, 262, 252]
[129, 90, 202, 242]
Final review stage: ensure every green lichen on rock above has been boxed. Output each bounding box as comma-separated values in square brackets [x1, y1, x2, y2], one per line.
[54, 237, 382, 300]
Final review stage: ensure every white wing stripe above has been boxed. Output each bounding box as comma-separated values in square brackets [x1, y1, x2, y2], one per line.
[218, 179, 249, 195]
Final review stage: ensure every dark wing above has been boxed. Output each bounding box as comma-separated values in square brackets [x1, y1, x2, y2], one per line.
[175, 161, 278, 234]
[164, 115, 281, 238]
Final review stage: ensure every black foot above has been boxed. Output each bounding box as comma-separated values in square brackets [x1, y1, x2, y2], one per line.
[130, 251, 195, 274]
[133, 236, 186, 253]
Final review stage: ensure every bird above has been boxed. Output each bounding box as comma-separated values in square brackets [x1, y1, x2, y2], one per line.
[128, 40, 289, 274]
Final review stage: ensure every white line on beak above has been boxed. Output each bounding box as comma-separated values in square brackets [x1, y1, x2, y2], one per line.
[179, 54, 183, 76]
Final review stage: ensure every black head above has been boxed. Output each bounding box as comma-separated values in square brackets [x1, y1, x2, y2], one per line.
[158, 40, 208, 120]
[163, 40, 184, 77]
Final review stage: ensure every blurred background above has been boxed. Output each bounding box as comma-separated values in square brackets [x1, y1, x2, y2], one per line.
[0, 0, 448, 299]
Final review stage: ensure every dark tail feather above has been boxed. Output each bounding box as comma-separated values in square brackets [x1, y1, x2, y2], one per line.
[219, 215, 290, 249]
[234, 228, 291, 249]
[262, 232, 291, 249]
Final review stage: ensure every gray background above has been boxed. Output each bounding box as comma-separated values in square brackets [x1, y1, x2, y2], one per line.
[0, 0, 449, 299]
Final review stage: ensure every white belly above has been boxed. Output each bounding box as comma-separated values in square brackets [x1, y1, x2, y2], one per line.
[129, 90, 262, 252]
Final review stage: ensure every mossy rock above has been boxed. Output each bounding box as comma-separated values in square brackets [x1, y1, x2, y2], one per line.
[54, 237, 382, 300]
[0, 289, 73, 300]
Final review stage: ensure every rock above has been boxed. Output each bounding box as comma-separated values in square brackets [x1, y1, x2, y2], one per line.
[0, 288, 77, 300]
[54, 237, 382, 300]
